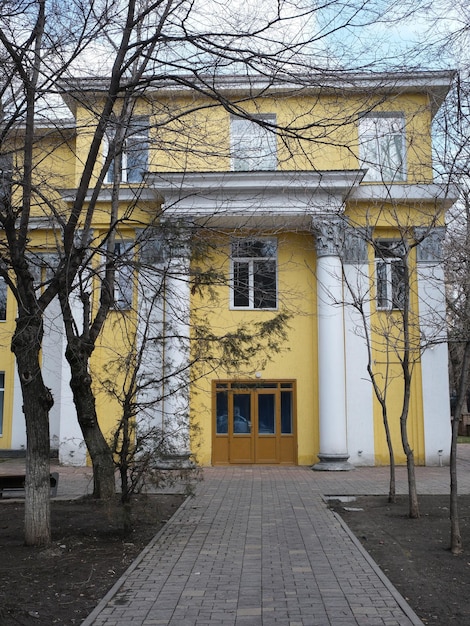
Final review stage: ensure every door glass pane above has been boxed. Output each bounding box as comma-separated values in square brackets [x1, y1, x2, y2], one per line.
[258, 394, 275, 434]
[216, 390, 228, 434]
[233, 394, 251, 433]
[281, 391, 293, 434]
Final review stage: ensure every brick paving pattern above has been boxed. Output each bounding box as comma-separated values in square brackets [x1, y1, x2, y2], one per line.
[80, 461, 453, 626]
[6, 448, 470, 626]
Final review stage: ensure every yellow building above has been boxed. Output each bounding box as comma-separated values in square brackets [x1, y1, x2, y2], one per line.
[0, 71, 457, 468]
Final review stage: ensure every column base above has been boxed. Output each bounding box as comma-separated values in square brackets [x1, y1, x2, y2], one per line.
[312, 453, 354, 471]
[153, 452, 195, 470]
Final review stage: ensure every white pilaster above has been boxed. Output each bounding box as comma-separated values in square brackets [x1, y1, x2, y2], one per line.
[416, 228, 451, 466]
[137, 230, 191, 465]
[42, 294, 86, 466]
[161, 253, 191, 460]
[343, 228, 375, 466]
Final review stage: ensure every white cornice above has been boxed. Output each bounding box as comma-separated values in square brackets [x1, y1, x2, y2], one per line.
[147, 170, 364, 228]
[59, 70, 456, 117]
[60, 187, 159, 204]
[60, 173, 457, 231]
[349, 183, 458, 208]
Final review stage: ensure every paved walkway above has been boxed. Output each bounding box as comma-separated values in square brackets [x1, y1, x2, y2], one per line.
[3, 450, 470, 625]
[78, 447, 470, 626]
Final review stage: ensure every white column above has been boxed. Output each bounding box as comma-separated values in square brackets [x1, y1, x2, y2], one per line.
[312, 217, 353, 470]
[415, 227, 451, 466]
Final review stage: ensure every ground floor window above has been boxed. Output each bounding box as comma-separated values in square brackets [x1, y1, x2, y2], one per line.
[212, 380, 296, 464]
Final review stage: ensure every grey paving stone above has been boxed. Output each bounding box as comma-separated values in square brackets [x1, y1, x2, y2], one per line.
[78, 457, 470, 626]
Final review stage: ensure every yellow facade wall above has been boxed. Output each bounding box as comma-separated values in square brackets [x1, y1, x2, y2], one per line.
[190, 231, 319, 466]
[0, 282, 17, 449]
[81, 89, 435, 181]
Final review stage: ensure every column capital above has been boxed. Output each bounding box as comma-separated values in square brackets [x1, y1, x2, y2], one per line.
[312, 216, 345, 258]
[415, 227, 445, 263]
[343, 226, 371, 264]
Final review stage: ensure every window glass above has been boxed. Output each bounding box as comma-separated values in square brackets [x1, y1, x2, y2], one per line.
[253, 260, 277, 309]
[106, 116, 149, 183]
[126, 117, 149, 182]
[0, 153, 12, 208]
[231, 238, 277, 309]
[258, 394, 275, 434]
[231, 115, 276, 171]
[281, 391, 293, 434]
[233, 394, 251, 433]
[0, 277, 6, 321]
[359, 114, 405, 182]
[113, 241, 134, 310]
[216, 390, 228, 434]
[233, 261, 250, 307]
[375, 240, 406, 310]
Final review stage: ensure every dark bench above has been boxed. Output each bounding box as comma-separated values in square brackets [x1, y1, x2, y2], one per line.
[0, 472, 59, 498]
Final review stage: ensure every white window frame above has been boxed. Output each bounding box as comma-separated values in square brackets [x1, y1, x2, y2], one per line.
[359, 113, 406, 183]
[375, 240, 406, 310]
[230, 115, 277, 172]
[230, 238, 278, 310]
[105, 116, 149, 184]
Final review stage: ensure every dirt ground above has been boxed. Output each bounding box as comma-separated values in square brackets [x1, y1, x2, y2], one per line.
[1, 493, 469, 626]
[0, 494, 184, 625]
[330, 494, 470, 626]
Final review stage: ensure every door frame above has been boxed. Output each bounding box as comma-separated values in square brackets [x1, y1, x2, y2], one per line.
[212, 380, 297, 465]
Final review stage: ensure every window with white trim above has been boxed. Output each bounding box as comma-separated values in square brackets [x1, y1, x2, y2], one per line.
[106, 116, 149, 183]
[231, 115, 277, 171]
[375, 240, 406, 310]
[359, 114, 406, 182]
[0, 277, 6, 321]
[231, 238, 277, 309]
[113, 241, 134, 310]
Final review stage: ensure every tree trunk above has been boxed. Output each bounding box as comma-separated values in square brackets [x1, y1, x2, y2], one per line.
[401, 402, 420, 518]
[381, 403, 396, 503]
[449, 339, 470, 553]
[65, 339, 115, 499]
[450, 409, 462, 554]
[12, 315, 53, 546]
[404, 445, 420, 519]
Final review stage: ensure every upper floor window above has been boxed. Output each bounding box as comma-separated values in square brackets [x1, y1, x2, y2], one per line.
[106, 116, 149, 184]
[231, 115, 277, 172]
[231, 238, 277, 309]
[375, 240, 406, 310]
[359, 114, 406, 182]
[113, 241, 134, 310]
[0, 277, 6, 321]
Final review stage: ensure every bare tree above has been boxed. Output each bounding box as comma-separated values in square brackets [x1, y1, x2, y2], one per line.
[0, 0, 450, 544]
[436, 78, 470, 554]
